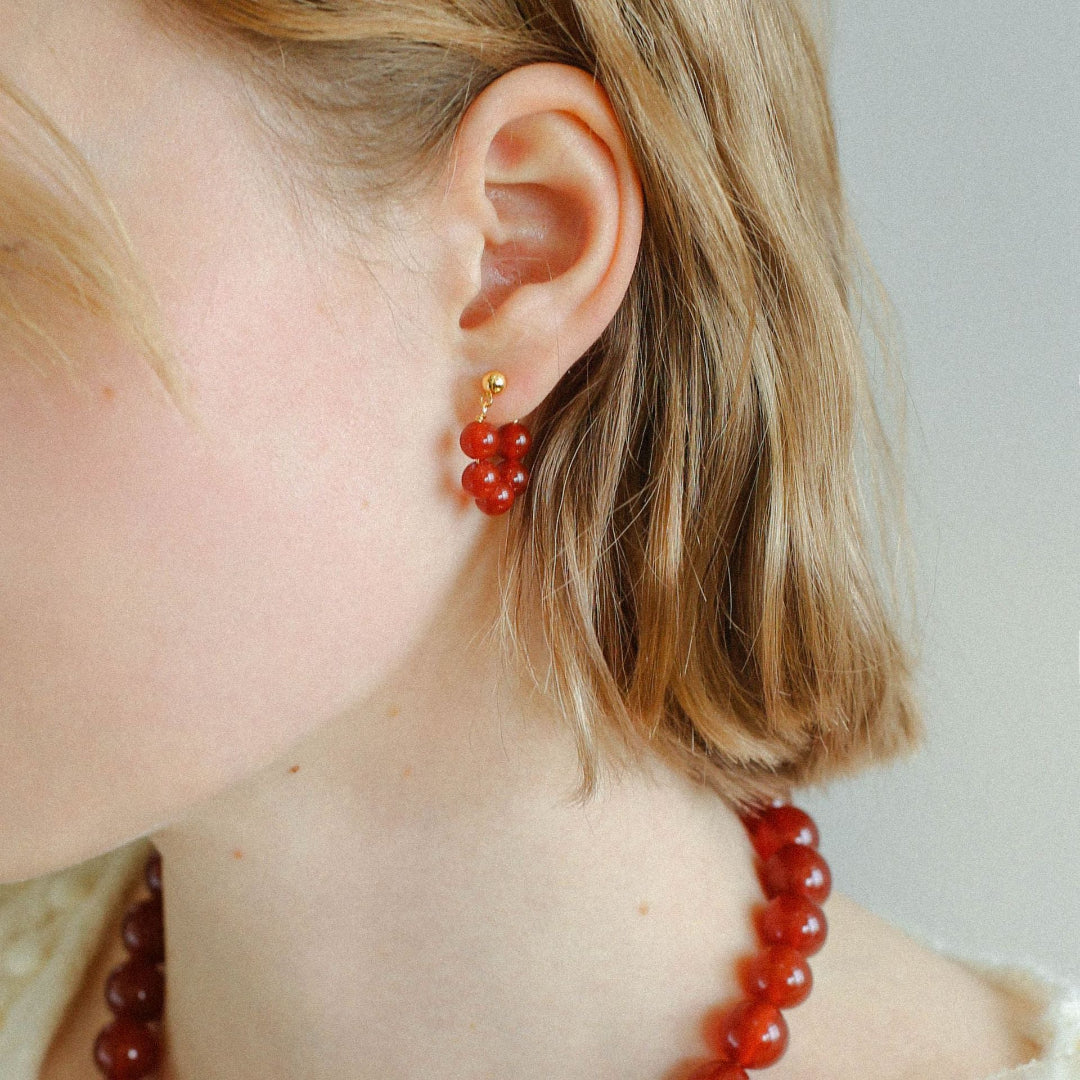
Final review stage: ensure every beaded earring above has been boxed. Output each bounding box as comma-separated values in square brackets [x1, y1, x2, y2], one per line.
[458, 370, 532, 515]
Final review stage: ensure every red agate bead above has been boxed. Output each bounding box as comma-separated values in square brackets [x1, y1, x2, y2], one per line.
[743, 944, 813, 1008]
[462, 459, 501, 497]
[121, 897, 164, 965]
[686, 1063, 749, 1080]
[747, 804, 819, 862]
[144, 850, 161, 894]
[498, 458, 530, 495]
[105, 957, 165, 1022]
[498, 421, 532, 459]
[713, 999, 789, 1069]
[762, 842, 831, 904]
[459, 420, 499, 460]
[93, 1016, 160, 1079]
[475, 482, 515, 515]
[758, 892, 828, 956]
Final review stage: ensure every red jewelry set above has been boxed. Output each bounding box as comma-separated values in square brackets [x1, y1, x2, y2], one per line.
[91, 373, 830, 1078]
[458, 369, 533, 515]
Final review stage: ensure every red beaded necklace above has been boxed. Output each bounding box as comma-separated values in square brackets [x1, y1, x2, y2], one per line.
[91, 798, 830, 1079]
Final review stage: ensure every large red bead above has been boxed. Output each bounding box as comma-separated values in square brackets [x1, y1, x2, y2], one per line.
[762, 842, 832, 904]
[93, 1017, 160, 1079]
[747, 804, 819, 862]
[686, 1062, 749, 1080]
[144, 850, 161, 895]
[121, 897, 164, 964]
[105, 957, 165, 1022]
[758, 893, 828, 956]
[743, 944, 813, 1008]
[713, 999, 789, 1069]
[462, 459, 501, 498]
[738, 797, 791, 836]
[498, 421, 532, 460]
[475, 482, 515, 515]
[498, 458, 530, 495]
[459, 420, 499, 460]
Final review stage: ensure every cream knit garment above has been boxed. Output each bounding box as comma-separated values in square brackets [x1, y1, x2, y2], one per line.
[0, 837, 153, 1080]
[1, 837, 1077, 1080]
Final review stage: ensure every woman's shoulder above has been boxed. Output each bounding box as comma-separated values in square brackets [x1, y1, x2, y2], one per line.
[7, 854, 1080, 1080]
[885, 908, 1080, 1078]
[800, 891, 1080, 1080]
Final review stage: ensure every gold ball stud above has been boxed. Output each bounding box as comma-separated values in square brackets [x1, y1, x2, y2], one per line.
[481, 370, 506, 396]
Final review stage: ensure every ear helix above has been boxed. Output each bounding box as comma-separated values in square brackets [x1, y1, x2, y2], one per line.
[459, 370, 532, 515]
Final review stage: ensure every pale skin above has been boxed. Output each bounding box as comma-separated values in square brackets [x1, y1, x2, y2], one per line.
[0, 0, 1039, 1077]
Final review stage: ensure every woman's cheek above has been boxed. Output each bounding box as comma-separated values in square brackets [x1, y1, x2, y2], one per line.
[0, 323, 450, 885]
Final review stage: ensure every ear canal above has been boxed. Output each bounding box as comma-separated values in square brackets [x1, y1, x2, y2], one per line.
[459, 183, 589, 331]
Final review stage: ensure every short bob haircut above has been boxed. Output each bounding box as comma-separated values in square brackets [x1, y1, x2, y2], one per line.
[0, 0, 924, 813]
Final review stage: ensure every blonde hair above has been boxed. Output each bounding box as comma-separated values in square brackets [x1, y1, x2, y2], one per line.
[0, 73, 189, 416]
[0, 0, 923, 811]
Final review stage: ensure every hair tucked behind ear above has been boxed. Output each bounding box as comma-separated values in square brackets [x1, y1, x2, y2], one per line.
[3, 0, 924, 811]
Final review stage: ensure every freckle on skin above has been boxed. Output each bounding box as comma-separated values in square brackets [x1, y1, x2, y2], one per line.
[387, 704, 400, 718]
[101, 385, 115, 400]
[402, 766, 412, 778]
[288, 764, 300, 773]
[232, 849, 243, 859]
[638, 901, 650, 915]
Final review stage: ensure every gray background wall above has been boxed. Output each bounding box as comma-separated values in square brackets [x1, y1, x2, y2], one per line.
[798, 2, 1079, 975]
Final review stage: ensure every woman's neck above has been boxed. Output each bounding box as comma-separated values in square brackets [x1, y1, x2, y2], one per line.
[152, 737, 769, 1079]
[145, 552, 774, 1078]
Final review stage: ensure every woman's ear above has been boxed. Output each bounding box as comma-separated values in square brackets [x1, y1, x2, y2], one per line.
[439, 62, 644, 424]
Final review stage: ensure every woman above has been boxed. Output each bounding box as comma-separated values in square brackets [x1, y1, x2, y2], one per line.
[0, 0, 1075, 1077]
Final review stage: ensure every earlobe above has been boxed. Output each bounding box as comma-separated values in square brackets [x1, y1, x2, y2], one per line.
[443, 63, 643, 424]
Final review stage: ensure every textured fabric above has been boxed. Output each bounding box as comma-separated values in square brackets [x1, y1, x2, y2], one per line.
[0, 837, 153, 1080]
[0, 836, 1077, 1079]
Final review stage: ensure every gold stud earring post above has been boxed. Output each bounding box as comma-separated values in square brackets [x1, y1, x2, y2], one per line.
[476, 369, 506, 422]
